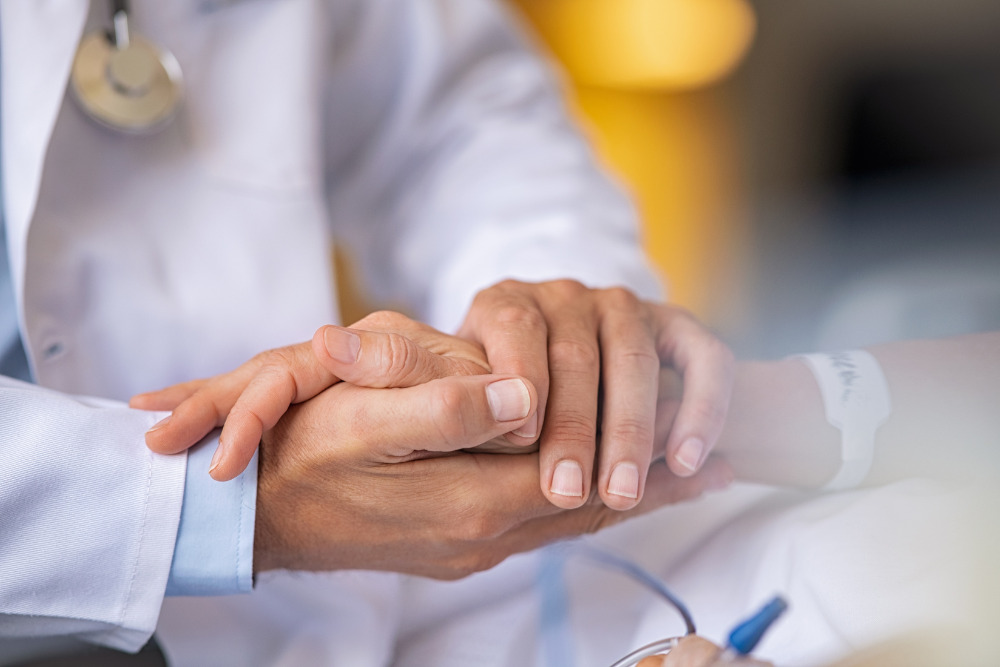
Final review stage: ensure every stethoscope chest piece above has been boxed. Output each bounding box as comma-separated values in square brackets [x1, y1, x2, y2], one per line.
[70, 5, 182, 134]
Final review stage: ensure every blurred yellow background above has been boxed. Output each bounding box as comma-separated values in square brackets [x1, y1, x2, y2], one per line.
[507, 0, 757, 331]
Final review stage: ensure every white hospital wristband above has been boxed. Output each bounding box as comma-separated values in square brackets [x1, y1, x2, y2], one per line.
[796, 350, 892, 491]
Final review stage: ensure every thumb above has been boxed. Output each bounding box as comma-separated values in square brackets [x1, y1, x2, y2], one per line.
[312, 324, 487, 388]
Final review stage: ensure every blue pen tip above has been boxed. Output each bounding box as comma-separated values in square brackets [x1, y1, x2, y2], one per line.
[727, 595, 788, 656]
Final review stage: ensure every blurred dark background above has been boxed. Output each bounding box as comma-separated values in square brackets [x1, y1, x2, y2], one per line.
[731, 0, 1000, 356]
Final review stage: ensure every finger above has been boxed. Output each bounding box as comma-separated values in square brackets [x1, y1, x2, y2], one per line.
[663, 636, 724, 667]
[143, 370, 250, 456]
[653, 398, 681, 461]
[630, 455, 733, 509]
[144, 342, 333, 458]
[370, 450, 566, 580]
[210, 344, 343, 481]
[130, 378, 208, 411]
[312, 324, 487, 390]
[499, 456, 733, 555]
[458, 283, 549, 447]
[653, 307, 735, 477]
[355, 310, 492, 372]
[331, 374, 539, 458]
[595, 289, 659, 511]
[534, 283, 600, 510]
[653, 368, 684, 459]
[637, 657, 666, 667]
[443, 452, 566, 529]
[409, 456, 733, 580]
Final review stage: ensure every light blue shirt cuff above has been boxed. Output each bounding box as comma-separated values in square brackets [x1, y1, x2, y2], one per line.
[165, 431, 258, 596]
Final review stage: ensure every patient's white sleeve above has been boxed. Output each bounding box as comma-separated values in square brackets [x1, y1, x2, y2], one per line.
[0, 377, 185, 653]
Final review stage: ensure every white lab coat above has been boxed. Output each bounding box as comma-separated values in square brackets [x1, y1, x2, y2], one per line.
[0, 0, 661, 664]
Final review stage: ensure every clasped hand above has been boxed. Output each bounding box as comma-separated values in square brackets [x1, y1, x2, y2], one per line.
[132, 280, 735, 576]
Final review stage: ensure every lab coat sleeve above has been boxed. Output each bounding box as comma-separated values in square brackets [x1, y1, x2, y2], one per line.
[0, 376, 186, 653]
[328, 0, 664, 333]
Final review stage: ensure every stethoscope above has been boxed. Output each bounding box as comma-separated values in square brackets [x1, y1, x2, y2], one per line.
[70, 0, 183, 133]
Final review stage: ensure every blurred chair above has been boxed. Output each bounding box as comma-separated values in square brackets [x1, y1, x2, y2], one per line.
[507, 0, 756, 330]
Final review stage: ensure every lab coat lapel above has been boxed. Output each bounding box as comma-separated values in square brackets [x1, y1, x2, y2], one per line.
[0, 0, 87, 303]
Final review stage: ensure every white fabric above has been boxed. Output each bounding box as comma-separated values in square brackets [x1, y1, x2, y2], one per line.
[395, 480, 998, 667]
[0, 376, 185, 653]
[0, 0, 661, 662]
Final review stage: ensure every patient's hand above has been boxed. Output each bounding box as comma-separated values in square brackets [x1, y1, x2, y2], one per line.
[637, 636, 772, 667]
[132, 310, 537, 481]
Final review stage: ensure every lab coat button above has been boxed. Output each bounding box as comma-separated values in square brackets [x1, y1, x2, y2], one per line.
[42, 341, 66, 360]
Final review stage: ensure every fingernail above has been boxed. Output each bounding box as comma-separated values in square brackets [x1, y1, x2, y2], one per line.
[147, 414, 171, 433]
[675, 437, 704, 473]
[324, 327, 360, 364]
[706, 467, 734, 492]
[608, 463, 640, 499]
[511, 412, 538, 439]
[551, 460, 584, 497]
[486, 379, 530, 422]
[209, 439, 227, 476]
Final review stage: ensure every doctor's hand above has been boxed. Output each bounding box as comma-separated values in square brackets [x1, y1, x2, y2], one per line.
[252, 377, 733, 577]
[133, 310, 535, 481]
[458, 280, 735, 511]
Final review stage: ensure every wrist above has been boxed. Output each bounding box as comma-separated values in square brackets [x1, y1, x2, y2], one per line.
[252, 414, 353, 575]
[716, 358, 841, 488]
[253, 431, 280, 574]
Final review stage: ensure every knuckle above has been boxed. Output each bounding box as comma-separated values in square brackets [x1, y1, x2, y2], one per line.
[441, 550, 505, 579]
[493, 278, 525, 292]
[473, 279, 523, 304]
[617, 346, 660, 368]
[382, 333, 418, 382]
[179, 390, 222, 426]
[710, 338, 737, 370]
[451, 510, 505, 543]
[686, 397, 728, 428]
[468, 289, 493, 311]
[230, 404, 267, 433]
[359, 309, 408, 330]
[446, 492, 507, 542]
[545, 411, 597, 446]
[471, 550, 506, 573]
[690, 327, 731, 356]
[491, 304, 545, 332]
[549, 337, 599, 369]
[546, 278, 586, 300]
[668, 305, 697, 322]
[605, 415, 654, 448]
[601, 285, 640, 311]
[248, 349, 275, 370]
[257, 363, 300, 401]
[258, 347, 299, 373]
[428, 383, 475, 446]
